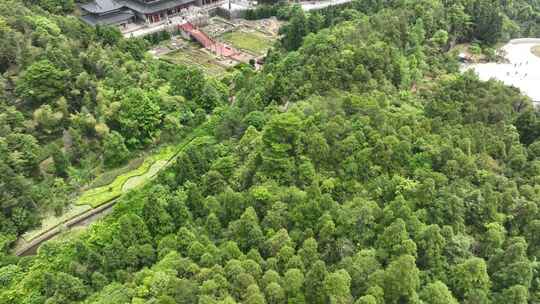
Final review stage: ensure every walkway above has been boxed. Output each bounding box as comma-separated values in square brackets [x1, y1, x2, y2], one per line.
[15, 201, 117, 256]
[14, 130, 204, 256]
[180, 22, 240, 57]
[300, 0, 353, 11]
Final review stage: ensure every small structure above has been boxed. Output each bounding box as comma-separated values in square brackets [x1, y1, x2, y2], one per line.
[80, 0, 217, 29]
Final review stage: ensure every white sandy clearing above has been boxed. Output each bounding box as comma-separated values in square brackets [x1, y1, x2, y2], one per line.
[462, 38, 540, 103]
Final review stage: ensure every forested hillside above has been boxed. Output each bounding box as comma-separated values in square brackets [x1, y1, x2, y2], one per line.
[2, 0, 540, 303]
[0, 0, 227, 242]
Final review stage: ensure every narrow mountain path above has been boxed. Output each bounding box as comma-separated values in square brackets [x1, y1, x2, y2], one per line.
[14, 129, 205, 256]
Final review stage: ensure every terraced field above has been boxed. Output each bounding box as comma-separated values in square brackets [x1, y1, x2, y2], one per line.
[220, 30, 274, 56]
[17, 128, 206, 250]
[76, 146, 176, 207]
[20, 148, 174, 245]
[161, 46, 227, 76]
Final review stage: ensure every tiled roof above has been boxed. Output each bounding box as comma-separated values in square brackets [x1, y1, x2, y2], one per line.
[124, 0, 196, 14]
[80, 0, 125, 13]
[80, 0, 196, 15]
[81, 10, 135, 25]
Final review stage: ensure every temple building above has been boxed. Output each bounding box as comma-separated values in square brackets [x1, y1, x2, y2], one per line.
[80, 0, 201, 28]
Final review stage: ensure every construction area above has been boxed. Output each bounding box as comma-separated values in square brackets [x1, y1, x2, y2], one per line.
[149, 15, 282, 75]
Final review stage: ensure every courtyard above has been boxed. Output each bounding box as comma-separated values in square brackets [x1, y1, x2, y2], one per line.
[220, 30, 274, 56]
[158, 40, 230, 76]
[149, 17, 281, 75]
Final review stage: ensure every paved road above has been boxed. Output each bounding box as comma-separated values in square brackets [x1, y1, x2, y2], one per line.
[300, 0, 353, 11]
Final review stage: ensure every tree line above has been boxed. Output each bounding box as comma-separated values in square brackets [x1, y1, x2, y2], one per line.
[2, 0, 540, 303]
[0, 0, 228, 244]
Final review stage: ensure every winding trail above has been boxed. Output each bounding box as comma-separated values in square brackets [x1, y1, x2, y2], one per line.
[15, 200, 117, 256]
[14, 131, 203, 256]
[122, 160, 168, 191]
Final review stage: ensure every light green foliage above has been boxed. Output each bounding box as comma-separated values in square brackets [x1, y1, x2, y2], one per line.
[2, 1, 540, 304]
[228, 207, 264, 252]
[117, 88, 162, 147]
[221, 31, 273, 55]
[31, 0, 75, 14]
[15, 60, 68, 104]
[33, 104, 63, 134]
[380, 255, 420, 304]
[324, 269, 353, 304]
[420, 281, 458, 304]
[103, 131, 130, 168]
[450, 257, 491, 300]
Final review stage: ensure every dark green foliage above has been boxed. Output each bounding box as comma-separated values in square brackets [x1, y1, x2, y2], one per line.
[468, 0, 504, 44]
[244, 4, 284, 20]
[15, 60, 69, 105]
[118, 38, 150, 61]
[26, 0, 74, 13]
[95, 25, 122, 45]
[0, 0, 222, 241]
[144, 30, 171, 45]
[52, 146, 70, 177]
[3, 0, 540, 303]
[103, 131, 130, 168]
[279, 6, 308, 51]
[170, 65, 226, 113]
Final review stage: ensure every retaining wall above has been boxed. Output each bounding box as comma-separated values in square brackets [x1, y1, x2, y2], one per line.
[15, 200, 118, 256]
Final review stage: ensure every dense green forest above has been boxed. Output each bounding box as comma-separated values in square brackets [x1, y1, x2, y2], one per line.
[2, 0, 540, 303]
[0, 0, 227, 241]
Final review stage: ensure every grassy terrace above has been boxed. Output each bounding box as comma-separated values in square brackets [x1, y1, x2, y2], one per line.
[21, 148, 173, 242]
[76, 146, 176, 207]
[161, 45, 227, 76]
[88, 157, 145, 189]
[21, 128, 207, 243]
[221, 30, 274, 56]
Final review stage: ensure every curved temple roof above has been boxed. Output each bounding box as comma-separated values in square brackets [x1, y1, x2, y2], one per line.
[80, 11, 135, 25]
[80, 0, 196, 15]
[80, 0, 125, 13]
